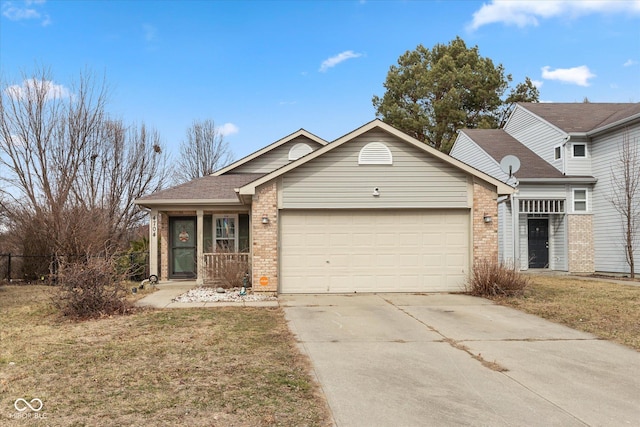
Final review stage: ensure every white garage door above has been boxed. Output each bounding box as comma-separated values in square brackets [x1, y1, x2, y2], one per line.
[280, 210, 469, 293]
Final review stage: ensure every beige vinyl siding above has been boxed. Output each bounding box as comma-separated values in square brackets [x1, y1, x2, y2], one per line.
[281, 129, 469, 209]
[505, 106, 566, 172]
[451, 132, 512, 183]
[591, 126, 640, 274]
[232, 136, 323, 174]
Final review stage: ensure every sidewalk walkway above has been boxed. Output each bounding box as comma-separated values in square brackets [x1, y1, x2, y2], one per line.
[135, 281, 279, 308]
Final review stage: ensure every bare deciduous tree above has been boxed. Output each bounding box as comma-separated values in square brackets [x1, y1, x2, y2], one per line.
[610, 130, 640, 278]
[174, 119, 234, 183]
[0, 66, 170, 263]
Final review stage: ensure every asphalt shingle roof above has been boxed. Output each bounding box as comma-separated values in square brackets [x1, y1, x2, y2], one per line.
[519, 102, 640, 133]
[461, 129, 565, 179]
[137, 173, 265, 202]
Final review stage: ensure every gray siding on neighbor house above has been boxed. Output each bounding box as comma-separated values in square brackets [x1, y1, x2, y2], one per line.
[550, 214, 567, 271]
[281, 129, 470, 209]
[498, 200, 514, 264]
[451, 132, 511, 183]
[565, 139, 593, 176]
[518, 217, 528, 270]
[591, 125, 640, 274]
[505, 107, 566, 172]
[232, 136, 324, 174]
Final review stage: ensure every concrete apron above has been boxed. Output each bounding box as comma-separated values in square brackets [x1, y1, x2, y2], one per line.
[281, 293, 640, 427]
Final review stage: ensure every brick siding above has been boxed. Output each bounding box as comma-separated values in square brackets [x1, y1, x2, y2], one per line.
[251, 182, 278, 292]
[473, 180, 499, 264]
[567, 214, 595, 273]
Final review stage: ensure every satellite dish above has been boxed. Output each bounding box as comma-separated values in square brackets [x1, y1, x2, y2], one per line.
[500, 155, 521, 178]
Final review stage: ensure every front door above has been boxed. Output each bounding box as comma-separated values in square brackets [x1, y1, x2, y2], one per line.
[170, 217, 196, 278]
[528, 218, 549, 268]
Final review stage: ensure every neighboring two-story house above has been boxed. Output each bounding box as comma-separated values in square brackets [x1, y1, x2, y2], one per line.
[135, 119, 513, 293]
[450, 102, 640, 275]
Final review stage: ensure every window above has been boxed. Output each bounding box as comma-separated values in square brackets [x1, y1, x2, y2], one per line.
[358, 142, 393, 165]
[554, 146, 562, 160]
[215, 216, 236, 251]
[573, 189, 587, 212]
[572, 144, 586, 158]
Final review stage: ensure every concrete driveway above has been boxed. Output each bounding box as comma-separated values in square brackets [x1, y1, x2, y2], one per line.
[281, 294, 640, 427]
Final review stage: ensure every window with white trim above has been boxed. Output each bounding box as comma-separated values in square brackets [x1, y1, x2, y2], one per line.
[572, 143, 586, 158]
[554, 145, 562, 160]
[215, 215, 237, 251]
[573, 189, 587, 212]
[358, 142, 392, 165]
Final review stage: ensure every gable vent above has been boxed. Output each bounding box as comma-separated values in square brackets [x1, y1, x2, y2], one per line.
[288, 143, 313, 160]
[358, 142, 393, 165]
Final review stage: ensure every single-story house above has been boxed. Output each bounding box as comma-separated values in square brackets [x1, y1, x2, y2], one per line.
[450, 102, 640, 275]
[135, 119, 513, 293]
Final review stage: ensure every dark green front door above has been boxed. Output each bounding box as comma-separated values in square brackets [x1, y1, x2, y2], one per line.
[170, 217, 196, 278]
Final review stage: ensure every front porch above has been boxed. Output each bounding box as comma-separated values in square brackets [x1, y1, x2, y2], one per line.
[149, 209, 252, 286]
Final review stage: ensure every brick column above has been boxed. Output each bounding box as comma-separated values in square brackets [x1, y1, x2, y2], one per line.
[251, 182, 278, 292]
[473, 181, 499, 264]
[160, 212, 169, 281]
[567, 214, 595, 273]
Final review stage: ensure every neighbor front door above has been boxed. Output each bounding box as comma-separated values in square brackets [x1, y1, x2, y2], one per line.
[170, 217, 196, 278]
[528, 218, 549, 269]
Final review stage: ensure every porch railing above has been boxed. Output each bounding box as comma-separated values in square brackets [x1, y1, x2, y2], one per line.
[203, 252, 250, 286]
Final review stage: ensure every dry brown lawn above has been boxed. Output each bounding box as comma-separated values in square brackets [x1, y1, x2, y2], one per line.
[493, 275, 640, 351]
[0, 285, 331, 426]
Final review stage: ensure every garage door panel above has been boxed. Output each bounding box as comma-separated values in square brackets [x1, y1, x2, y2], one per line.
[281, 210, 469, 293]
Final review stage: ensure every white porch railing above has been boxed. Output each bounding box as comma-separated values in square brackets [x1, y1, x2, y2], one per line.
[203, 252, 250, 286]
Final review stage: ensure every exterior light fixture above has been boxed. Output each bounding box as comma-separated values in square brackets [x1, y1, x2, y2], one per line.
[483, 214, 493, 223]
[372, 187, 380, 197]
[262, 214, 269, 224]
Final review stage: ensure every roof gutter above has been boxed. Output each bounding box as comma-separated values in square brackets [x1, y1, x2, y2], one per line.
[134, 198, 244, 208]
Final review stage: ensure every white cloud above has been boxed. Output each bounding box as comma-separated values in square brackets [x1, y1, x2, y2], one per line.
[2, 0, 51, 26]
[623, 59, 638, 67]
[531, 79, 544, 88]
[541, 65, 596, 87]
[217, 123, 239, 137]
[5, 79, 70, 100]
[469, 0, 640, 30]
[319, 50, 362, 72]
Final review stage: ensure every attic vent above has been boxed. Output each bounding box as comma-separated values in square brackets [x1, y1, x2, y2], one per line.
[288, 143, 313, 160]
[358, 142, 393, 165]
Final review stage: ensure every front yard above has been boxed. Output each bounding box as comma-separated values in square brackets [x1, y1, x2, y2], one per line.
[493, 275, 640, 351]
[0, 285, 331, 426]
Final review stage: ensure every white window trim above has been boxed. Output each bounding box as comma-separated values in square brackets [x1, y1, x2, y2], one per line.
[571, 143, 587, 158]
[553, 144, 562, 160]
[572, 188, 588, 213]
[214, 214, 239, 252]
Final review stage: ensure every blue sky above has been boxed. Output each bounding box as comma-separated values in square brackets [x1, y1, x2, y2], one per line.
[2, 0, 639, 160]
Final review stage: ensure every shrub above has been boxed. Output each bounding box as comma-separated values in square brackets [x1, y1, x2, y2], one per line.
[52, 257, 132, 319]
[466, 259, 530, 297]
[207, 250, 251, 289]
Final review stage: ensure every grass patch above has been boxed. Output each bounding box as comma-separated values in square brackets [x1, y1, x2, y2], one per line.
[0, 285, 331, 426]
[492, 275, 640, 351]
